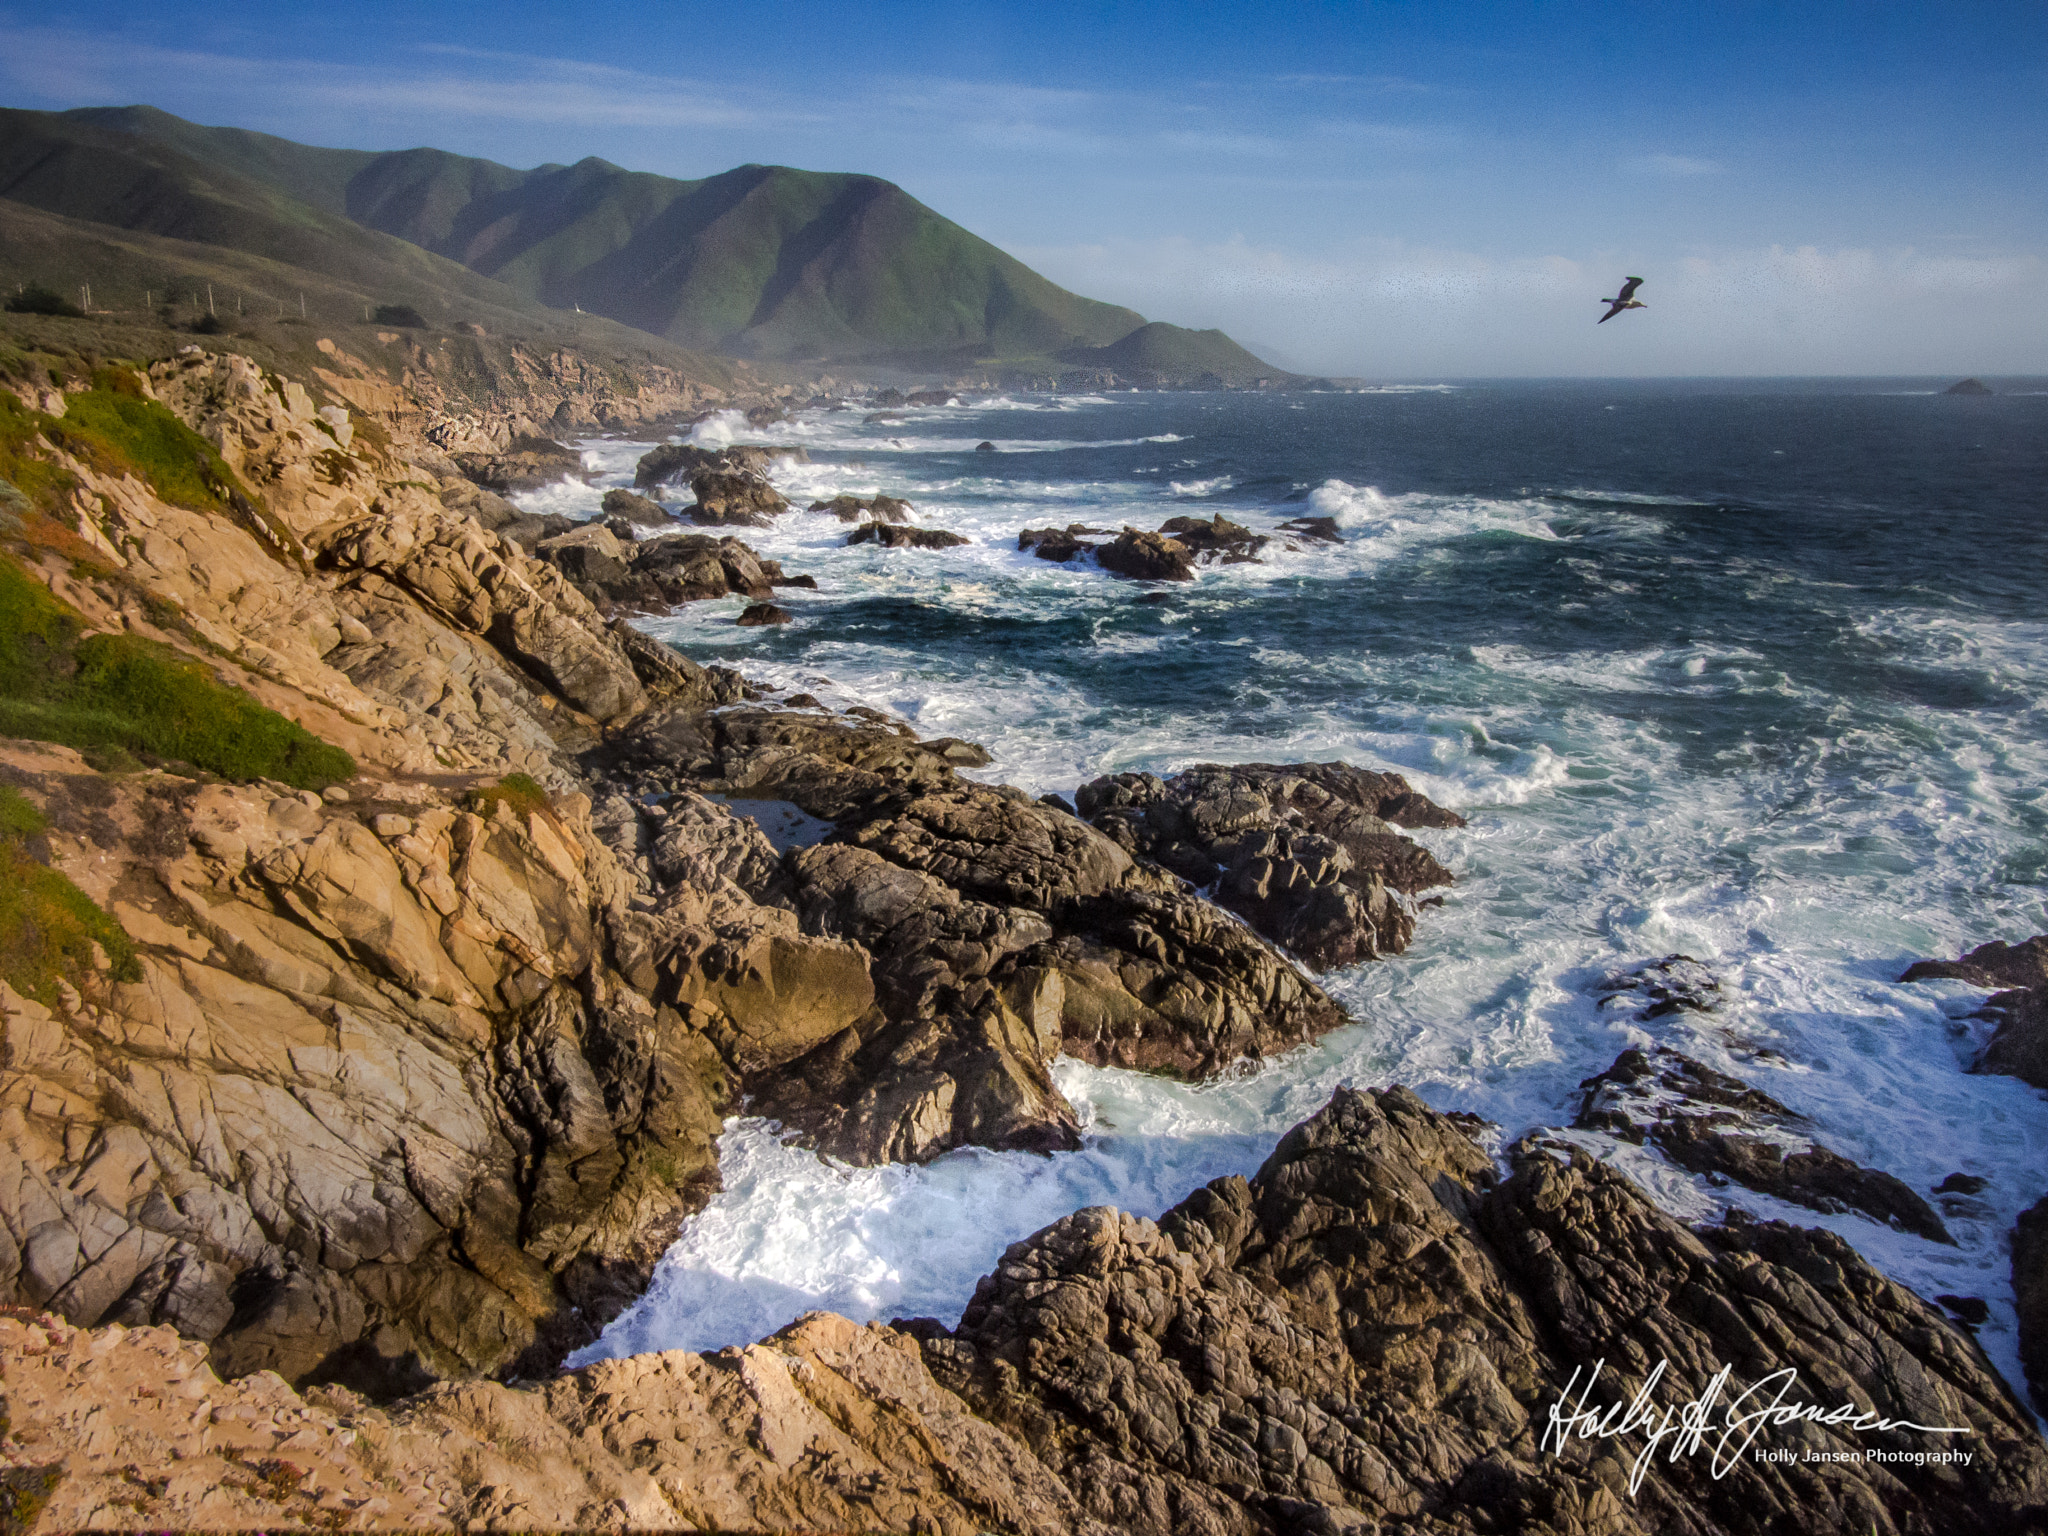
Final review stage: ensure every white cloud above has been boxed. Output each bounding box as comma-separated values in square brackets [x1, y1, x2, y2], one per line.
[0, 27, 801, 130]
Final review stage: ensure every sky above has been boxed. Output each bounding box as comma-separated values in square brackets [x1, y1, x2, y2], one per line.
[2, 1, 2044, 376]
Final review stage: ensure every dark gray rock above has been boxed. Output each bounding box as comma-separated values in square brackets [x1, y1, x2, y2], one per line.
[921, 1086, 2048, 1536]
[810, 493, 913, 523]
[848, 522, 969, 549]
[1574, 1047, 1952, 1243]
[1096, 528, 1195, 582]
[1076, 761, 1462, 970]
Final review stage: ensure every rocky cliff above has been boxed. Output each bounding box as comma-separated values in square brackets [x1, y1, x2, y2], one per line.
[12, 1089, 2045, 1533]
[0, 327, 1456, 1396]
[4, 326, 2045, 1534]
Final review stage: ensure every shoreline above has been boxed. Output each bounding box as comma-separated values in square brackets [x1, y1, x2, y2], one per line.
[2, 322, 2046, 1531]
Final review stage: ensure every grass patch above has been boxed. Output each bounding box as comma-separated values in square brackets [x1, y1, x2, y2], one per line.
[466, 771, 549, 819]
[0, 373, 303, 568]
[0, 554, 355, 788]
[0, 785, 141, 1005]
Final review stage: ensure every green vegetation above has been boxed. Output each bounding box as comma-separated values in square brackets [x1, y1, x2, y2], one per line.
[52, 370, 248, 513]
[0, 784, 141, 1005]
[372, 303, 427, 327]
[0, 554, 355, 788]
[4, 283, 82, 318]
[466, 771, 550, 819]
[21, 105, 1153, 365]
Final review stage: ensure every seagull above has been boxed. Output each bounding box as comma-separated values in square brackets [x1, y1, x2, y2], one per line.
[1599, 276, 1647, 323]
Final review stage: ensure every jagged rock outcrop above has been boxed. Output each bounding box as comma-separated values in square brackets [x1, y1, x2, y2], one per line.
[1574, 1048, 1952, 1242]
[1903, 935, 2048, 1089]
[449, 433, 585, 492]
[1076, 761, 1462, 970]
[813, 492, 913, 523]
[848, 521, 970, 549]
[319, 501, 645, 722]
[600, 487, 675, 527]
[1904, 934, 2048, 1421]
[1158, 513, 1267, 564]
[633, 441, 806, 490]
[16, 1090, 2048, 1534]
[1, 1308, 1101, 1535]
[919, 1086, 2048, 1536]
[532, 527, 795, 616]
[591, 708, 1389, 1152]
[1019, 525, 1104, 562]
[688, 466, 788, 526]
[1096, 528, 1195, 582]
[1276, 514, 1341, 544]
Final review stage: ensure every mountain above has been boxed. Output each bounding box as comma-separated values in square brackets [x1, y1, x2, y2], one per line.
[0, 106, 732, 374]
[53, 107, 1169, 368]
[1059, 320, 1284, 386]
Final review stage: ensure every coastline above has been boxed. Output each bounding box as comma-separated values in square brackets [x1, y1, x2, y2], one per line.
[2, 320, 2046, 1532]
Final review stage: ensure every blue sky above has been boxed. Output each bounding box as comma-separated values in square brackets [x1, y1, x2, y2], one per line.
[4, 1, 2044, 375]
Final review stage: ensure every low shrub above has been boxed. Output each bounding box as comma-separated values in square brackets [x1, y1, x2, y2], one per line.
[3, 285, 82, 318]
[466, 771, 550, 819]
[0, 785, 141, 1005]
[0, 555, 356, 789]
[373, 304, 428, 328]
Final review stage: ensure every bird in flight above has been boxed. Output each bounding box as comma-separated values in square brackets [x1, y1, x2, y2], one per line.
[1599, 276, 1647, 323]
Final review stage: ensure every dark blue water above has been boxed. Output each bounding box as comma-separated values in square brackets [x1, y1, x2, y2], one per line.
[549, 381, 2048, 1386]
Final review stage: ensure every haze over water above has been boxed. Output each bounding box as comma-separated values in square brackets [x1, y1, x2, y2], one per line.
[529, 381, 2048, 1399]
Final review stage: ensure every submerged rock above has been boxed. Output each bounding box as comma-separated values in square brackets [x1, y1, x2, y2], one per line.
[1947, 377, 1995, 395]
[1593, 953, 1723, 1019]
[811, 492, 913, 523]
[848, 521, 970, 549]
[1574, 1047, 1953, 1242]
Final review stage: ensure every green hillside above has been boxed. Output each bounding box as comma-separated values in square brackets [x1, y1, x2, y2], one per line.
[10, 105, 1289, 378]
[0, 110, 740, 385]
[54, 107, 1153, 364]
[1060, 321, 1284, 386]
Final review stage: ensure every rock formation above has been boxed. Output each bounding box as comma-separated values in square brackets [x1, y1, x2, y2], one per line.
[1076, 762, 1462, 970]
[1574, 1048, 1952, 1242]
[1020, 525, 1105, 562]
[17, 1088, 2048, 1534]
[812, 492, 913, 523]
[1904, 934, 2048, 1410]
[848, 521, 970, 549]
[0, 335, 1459, 1399]
[1096, 528, 1196, 582]
[919, 1086, 2048, 1536]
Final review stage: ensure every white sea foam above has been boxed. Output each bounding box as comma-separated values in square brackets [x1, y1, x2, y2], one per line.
[535, 399, 2048, 1395]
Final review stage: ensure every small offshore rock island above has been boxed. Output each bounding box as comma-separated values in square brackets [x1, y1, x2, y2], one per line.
[0, 107, 2045, 1536]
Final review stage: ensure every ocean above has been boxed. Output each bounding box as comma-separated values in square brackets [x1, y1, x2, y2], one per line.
[520, 380, 2048, 1396]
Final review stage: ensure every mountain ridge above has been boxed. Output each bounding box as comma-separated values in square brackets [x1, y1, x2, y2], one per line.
[11, 104, 1290, 380]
